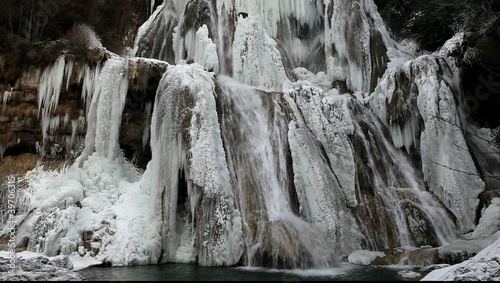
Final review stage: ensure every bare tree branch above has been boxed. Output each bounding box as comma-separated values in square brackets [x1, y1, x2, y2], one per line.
[429, 160, 500, 180]
[429, 114, 500, 147]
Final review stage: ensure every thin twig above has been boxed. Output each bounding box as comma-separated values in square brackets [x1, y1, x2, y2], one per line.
[429, 114, 499, 146]
[429, 160, 500, 180]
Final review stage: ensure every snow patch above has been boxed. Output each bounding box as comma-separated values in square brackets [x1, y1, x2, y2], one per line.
[470, 198, 500, 239]
[347, 250, 385, 265]
[422, 236, 500, 281]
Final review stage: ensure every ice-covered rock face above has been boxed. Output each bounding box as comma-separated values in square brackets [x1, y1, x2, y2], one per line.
[369, 34, 485, 234]
[133, 1, 178, 64]
[283, 85, 457, 253]
[323, 0, 401, 94]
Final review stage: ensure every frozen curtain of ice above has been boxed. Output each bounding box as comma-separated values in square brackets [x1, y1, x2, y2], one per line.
[1, 0, 498, 270]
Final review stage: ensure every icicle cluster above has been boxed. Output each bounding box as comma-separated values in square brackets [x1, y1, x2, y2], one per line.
[218, 0, 323, 38]
[34, 55, 103, 154]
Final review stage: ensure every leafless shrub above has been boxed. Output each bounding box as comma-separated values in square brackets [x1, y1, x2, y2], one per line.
[62, 23, 103, 55]
[451, 0, 500, 39]
[463, 47, 481, 66]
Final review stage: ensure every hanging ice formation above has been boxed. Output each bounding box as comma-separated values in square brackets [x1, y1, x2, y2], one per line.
[3, 0, 498, 271]
[32, 55, 103, 158]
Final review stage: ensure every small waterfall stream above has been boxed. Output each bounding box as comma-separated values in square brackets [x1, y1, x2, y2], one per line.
[349, 100, 458, 249]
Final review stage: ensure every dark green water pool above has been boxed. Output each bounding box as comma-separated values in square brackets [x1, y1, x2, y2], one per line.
[78, 262, 430, 281]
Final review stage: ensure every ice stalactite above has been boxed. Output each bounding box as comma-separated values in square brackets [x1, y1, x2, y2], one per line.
[324, 0, 371, 93]
[218, 0, 323, 39]
[79, 63, 102, 117]
[323, 0, 416, 94]
[142, 64, 243, 266]
[369, 65, 421, 154]
[173, 24, 219, 72]
[33, 55, 103, 157]
[38, 56, 66, 118]
[150, 0, 156, 15]
[38, 56, 67, 144]
[77, 58, 130, 166]
[2, 87, 12, 109]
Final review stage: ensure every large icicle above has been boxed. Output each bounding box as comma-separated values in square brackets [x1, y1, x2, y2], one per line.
[37, 56, 67, 143]
[173, 24, 219, 72]
[2, 87, 13, 108]
[38, 56, 66, 119]
[77, 58, 129, 165]
[79, 63, 102, 117]
[141, 64, 243, 266]
[369, 64, 421, 154]
[324, 0, 371, 93]
[323, 0, 416, 93]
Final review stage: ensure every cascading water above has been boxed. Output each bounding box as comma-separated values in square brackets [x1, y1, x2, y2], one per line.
[216, 77, 338, 268]
[350, 103, 413, 247]
[348, 100, 458, 248]
[214, 2, 234, 76]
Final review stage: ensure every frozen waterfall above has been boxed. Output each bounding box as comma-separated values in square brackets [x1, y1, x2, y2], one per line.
[3, 0, 496, 272]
